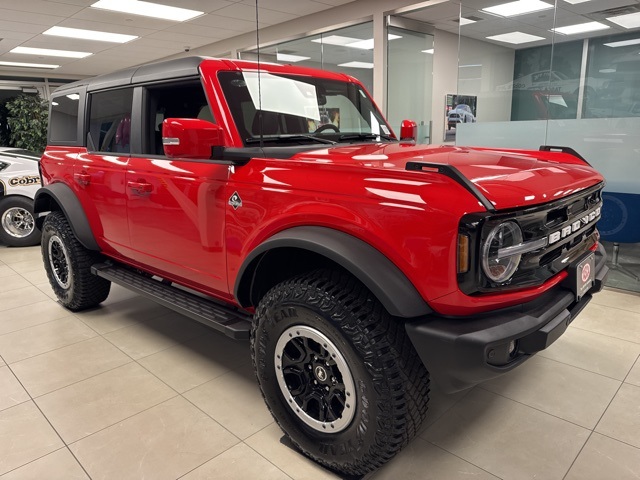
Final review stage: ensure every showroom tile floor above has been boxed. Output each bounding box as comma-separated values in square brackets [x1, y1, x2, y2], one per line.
[1, 245, 640, 480]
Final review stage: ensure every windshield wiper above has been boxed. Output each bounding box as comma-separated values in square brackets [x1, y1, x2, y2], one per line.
[246, 135, 336, 145]
[338, 133, 396, 142]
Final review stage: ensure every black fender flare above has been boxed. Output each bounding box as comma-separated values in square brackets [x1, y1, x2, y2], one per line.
[235, 226, 431, 318]
[33, 184, 100, 251]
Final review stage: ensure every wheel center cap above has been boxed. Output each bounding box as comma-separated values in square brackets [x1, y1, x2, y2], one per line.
[314, 365, 328, 382]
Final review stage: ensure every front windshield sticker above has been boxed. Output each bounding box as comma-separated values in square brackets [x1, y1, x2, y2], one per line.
[243, 71, 320, 121]
[380, 125, 390, 135]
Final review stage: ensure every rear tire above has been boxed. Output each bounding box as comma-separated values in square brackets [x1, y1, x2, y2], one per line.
[251, 269, 430, 476]
[0, 196, 41, 247]
[41, 211, 110, 311]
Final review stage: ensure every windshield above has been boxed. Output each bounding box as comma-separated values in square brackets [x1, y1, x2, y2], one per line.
[218, 71, 395, 146]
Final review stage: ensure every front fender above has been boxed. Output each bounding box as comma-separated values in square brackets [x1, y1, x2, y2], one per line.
[34, 184, 99, 251]
[235, 226, 432, 318]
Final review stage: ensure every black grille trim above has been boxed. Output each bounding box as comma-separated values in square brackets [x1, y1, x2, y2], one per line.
[458, 182, 604, 295]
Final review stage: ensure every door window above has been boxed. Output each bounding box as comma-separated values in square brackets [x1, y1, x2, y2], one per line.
[88, 88, 133, 153]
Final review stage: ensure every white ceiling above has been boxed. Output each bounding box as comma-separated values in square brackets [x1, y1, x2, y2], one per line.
[404, 0, 640, 48]
[2, 0, 639, 79]
[0, 0, 355, 77]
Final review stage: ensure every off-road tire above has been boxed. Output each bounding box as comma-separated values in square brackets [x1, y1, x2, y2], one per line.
[41, 211, 110, 311]
[251, 269, 430, 476]
[0, 196, 41, 247]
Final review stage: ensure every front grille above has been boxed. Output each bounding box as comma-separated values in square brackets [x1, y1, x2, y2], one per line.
[458, 182, 604, 295]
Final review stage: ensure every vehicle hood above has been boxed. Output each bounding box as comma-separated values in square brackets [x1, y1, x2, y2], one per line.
[293, 143, 604, 210]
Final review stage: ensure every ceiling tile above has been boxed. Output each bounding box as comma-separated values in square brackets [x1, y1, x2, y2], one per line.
[0, 8, 66, 26]
[0, 19, 46, 34]
[70, 7, 183, 30]
[164, 23, 240, 40]
[3, 0, 85, 16]
[239, 0, 329, 16]
[153, 0, 238, 14]
[188, 13, 257, 31]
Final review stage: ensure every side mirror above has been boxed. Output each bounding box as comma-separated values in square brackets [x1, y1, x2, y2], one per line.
[400, 120, 417, 143]
[162, 118, 225, 159]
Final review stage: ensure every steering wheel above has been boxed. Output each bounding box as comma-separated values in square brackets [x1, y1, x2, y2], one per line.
[314, 123, 340, 133]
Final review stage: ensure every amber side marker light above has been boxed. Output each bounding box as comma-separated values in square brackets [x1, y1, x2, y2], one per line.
[458, 234, 470, 273]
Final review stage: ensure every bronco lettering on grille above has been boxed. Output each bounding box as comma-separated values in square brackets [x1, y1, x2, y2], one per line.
[548, 206, 601, 245]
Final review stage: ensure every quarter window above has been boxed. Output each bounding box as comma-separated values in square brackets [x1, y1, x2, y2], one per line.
[88, 88, 133, 153]
[49, 93, 80, 144]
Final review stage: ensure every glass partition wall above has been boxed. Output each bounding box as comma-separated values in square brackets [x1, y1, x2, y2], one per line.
[454, 0, 640, 293]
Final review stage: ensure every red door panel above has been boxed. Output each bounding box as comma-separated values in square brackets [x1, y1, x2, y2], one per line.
[126, 157, 230, 297]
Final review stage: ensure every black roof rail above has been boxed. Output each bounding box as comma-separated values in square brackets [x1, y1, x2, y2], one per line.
[405, 161, 495, 212]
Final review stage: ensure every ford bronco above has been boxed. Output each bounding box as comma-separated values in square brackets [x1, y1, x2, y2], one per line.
[36, 57, 608, 475]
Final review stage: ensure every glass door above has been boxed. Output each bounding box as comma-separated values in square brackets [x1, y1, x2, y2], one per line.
[387, 20, 434, 144]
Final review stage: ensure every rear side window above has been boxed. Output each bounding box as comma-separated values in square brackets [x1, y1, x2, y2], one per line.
[49, 94, 80, 144]
[88, 88, 133, 153]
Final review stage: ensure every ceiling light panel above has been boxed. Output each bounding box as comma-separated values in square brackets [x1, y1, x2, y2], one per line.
[607, 12, 640, 29]
[348, 34, 402, 50]
[422, 48, 434, 54]
[91, 0, 204, 22]
[486, 31, 546, 44]
[459, 18, 477, 25]
[43, 26, 138, 43]
[10, 46, 92, 58]
[276, 53, 310, 62]
[311, 35, 361, 46]
[562, 0, 592, 4]
[0, 61, 60, 69]
[604, 38, 640, 47]
[553, 22, 610, 35]
[483, 0, 554, 17]
[337, 61, 374, 69]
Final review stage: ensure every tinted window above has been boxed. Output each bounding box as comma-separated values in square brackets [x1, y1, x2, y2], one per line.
[88, 88, 133, 153]
[142, 81, 212, 155]
[49, 94, 80, 144]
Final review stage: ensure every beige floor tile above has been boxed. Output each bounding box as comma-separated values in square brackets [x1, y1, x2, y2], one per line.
[572, 302, 640, 344]
[627, 357, 640, 386]
[482, 356, 621, 429]
[596, 383, 640, 448]
[35, 282, 58, 300]
[372, 437, 499, 480]
[421, 382, 471, 431]
[17, 267, 50, 286]
[0, 264, 16, 278]
[182, 443, 291, 480]
[0, 300, 71, 336]
[138, 332, 250, 393]
[72, 296, 170, 335]
[0, 274, 31, 293]
[593, 288, 640, 313]
[0, 286, 49, 313]
[1, 447, 89, 480]
[565, 433, 640, 480]
[0, 316, 97, 364]
[11, 337, 131, 397]
[422, 388, 590, 480]
[0, 246, 41, 265]
[70, 396, 239, 480]
[36, 362, 176, 443]
[0, 365, 29, 411]
[245, 423, 341, 480]
[540, 326, 640, 380]
[8, 259, 47, 274]
[104, 311, 210, 360]
[184, 361, 272, 440]
[0, 401, 64, 475]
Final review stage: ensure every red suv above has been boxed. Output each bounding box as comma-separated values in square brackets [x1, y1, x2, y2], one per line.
[36, 57, 608, 476]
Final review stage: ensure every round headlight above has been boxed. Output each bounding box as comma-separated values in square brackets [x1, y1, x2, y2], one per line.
[482, 221, 523, 284]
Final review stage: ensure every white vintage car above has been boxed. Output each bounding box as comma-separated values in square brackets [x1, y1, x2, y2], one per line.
[0, 147, 42, 247]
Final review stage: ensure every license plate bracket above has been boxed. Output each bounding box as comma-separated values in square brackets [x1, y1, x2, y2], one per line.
[569, 252, 596, 301]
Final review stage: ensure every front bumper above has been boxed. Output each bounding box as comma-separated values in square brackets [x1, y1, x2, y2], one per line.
[405, 243, 609, 393]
